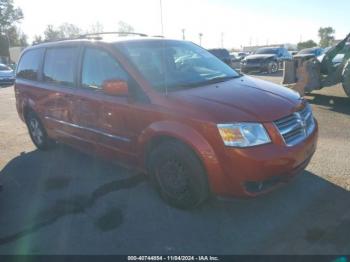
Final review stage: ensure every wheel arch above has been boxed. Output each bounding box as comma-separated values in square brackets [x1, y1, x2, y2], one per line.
[138, 121, 224, 193]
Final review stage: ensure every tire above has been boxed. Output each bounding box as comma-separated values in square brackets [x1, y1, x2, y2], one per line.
[342, 60, 350, 98]
[267, 61, 279, 74]
[26, 111, 54, 150]
[148, 140, 209, 209]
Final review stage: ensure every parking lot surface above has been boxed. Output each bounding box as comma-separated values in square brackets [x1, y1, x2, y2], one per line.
[0, 73, 349, 254]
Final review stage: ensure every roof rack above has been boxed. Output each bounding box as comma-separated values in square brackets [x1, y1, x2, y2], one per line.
[32, 32, 150, 45]
[79, 31, 148, 38]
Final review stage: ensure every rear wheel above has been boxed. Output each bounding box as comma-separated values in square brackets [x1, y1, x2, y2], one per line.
[148, 141, 209, 209]
[342, 60, 350, 98]
[26, 111, 54, 150]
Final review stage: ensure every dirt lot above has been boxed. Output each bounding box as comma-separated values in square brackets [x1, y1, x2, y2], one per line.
[0, 74, 349, 254]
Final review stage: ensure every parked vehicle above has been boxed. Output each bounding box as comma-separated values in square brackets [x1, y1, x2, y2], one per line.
[283, 33, 350, 98]
[208, 48, 232, 65]
[241, 47, 292, 74]
[0, 63, 15, 86]
[231, 52, 248, 61]
[294, 47, 324, 59]
[15, 33, 318, 208]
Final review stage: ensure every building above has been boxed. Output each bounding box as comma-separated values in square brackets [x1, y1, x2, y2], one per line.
[242, 43, 297, 52]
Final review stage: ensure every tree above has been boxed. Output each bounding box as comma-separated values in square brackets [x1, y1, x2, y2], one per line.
[318, 27, 335, 48]
[43, 25, 63, 41]
[32, 35, 43, 45]
[88, 22, 104, 34]
[58, 23, 82, 38]
[118, 21, 134, 33]
[297, 40, 317, 50]
[0, 0, 23, 32]
[5, 25, 27, 46]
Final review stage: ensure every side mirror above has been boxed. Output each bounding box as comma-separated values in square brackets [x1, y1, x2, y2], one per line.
[102, 79, 128, 96]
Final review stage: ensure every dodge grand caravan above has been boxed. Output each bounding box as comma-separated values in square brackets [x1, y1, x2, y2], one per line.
[15, 33, 318, 208]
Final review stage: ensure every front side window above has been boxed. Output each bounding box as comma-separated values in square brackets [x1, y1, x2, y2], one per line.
[17, 48, 43, 81]
[81, 47, 128, 90]
[43, 47, 78, 87]
[117, 40, 240, 92]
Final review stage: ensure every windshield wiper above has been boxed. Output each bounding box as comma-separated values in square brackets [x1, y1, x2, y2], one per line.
[206, 75, 242, 84]
[168, 75, 242, 91]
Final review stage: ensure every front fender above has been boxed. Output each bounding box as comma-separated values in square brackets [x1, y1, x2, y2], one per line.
[137, 120, 225, 193]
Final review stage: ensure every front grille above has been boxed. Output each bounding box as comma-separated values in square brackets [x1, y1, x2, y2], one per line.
[247, 59, 262, 64]
[274, 104, 315, 146]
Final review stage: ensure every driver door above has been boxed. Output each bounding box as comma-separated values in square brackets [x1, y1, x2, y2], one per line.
[75, 46, 136, 162]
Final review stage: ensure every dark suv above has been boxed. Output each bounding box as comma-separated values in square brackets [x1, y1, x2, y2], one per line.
[15, 33, 317, 208]
[208, 48, 232, 66]
[241, 47, 292, 73]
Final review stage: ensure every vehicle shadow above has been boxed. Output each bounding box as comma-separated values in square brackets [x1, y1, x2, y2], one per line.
[0, 146, 349, 254]
[306, 93, 350, 115]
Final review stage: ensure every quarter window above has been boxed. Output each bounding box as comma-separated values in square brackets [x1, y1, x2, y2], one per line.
[17, 49, 43, 81]
[43, 47, 78, 87]
[81, 48, 128, 89]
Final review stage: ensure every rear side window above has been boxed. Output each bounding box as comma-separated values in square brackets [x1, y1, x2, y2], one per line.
[81, 47, 128, 89]
[43, 47, 78, 87]
[17, 49, 43, 81]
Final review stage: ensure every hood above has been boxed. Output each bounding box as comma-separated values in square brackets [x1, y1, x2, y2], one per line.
[245, 54, 276, 60]
[0, 70, 14, 77]
[168, 76, 303, 123]
[293, 53, 315, 59]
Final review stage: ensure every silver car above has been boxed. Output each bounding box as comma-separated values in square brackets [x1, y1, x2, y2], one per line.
[0, 64, 15, 86]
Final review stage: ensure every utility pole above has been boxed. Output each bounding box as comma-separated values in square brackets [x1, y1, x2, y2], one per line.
[199, 33, 203, 46]
[159, 0, 164, 36]
[182, 28, 186, 40]
[221, 32, 224, 48]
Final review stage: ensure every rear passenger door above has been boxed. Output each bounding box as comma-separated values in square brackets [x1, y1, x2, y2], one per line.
[76, 46, 135, 161]
[41, 46, 81, 142]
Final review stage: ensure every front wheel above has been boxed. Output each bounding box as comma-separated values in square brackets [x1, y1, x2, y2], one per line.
[26, 111, 54, 150]
[148, 141, 210, 209]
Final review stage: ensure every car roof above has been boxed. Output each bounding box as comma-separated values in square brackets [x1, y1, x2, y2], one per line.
[24, 36, 184, 52]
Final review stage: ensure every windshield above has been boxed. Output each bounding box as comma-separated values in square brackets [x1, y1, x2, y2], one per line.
[298, 48, 316, 55]
[254, 48, 278, 55]
[117, 40, 240, 92]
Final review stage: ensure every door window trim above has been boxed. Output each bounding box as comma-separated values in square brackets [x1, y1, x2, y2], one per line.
[42, 45, 81, 89]
[78, 45, 130, 92]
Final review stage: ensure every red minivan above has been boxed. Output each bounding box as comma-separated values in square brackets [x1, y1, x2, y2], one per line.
[14, 33, 318, 208]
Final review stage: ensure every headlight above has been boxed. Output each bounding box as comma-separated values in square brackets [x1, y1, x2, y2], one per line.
[217, 123, 271, 147]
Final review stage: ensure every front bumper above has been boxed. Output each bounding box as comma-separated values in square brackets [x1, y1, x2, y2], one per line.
[214, 121, 318, 197]
[241, 62, 268, 72]
[0, 78, 15, 85]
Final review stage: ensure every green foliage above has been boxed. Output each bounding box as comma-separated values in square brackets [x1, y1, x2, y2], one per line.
[318, 27, 335, 48]
[0, 0, 23, 31]
[5, 25, 27, 46]
[43, 23, 83, 41]
[297, 40, 317, 50]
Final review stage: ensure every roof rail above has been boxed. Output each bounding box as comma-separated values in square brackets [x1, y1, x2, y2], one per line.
[79, 31, 148, 38]
[32, 32, 149, 46]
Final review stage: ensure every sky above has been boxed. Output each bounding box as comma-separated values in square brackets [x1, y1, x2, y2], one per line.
[14, 0, 350, 49]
